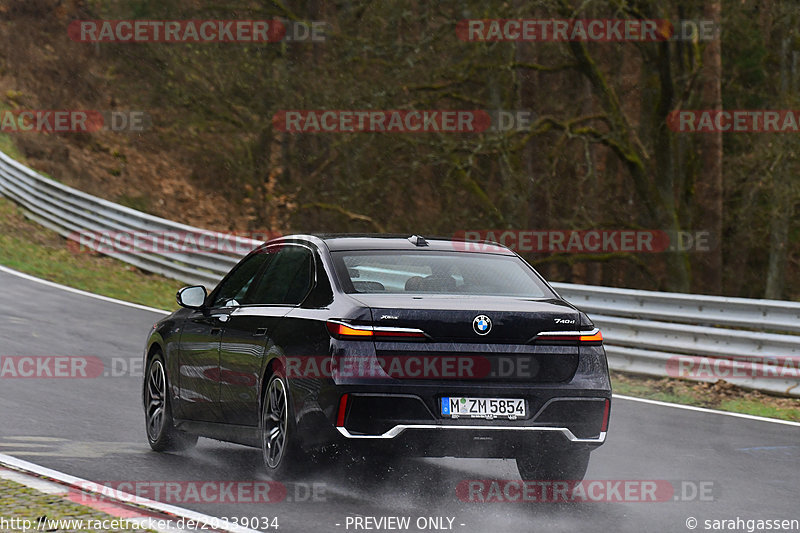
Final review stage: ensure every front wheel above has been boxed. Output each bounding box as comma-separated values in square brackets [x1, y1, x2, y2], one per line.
[516, 447, 591, 481]
[144, 355, 198, 452]
[261, 374, 305, 478]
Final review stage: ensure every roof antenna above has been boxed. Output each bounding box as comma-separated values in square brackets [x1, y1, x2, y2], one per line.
[408, 235, 429, 247]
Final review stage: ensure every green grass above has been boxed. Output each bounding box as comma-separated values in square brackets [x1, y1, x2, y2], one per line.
[611, 371, 800, 422]
[0, 196, 183, 311]
[612, 376, 697, 404]
[717, 398, 800, 421]
[0, 477, 157, 532]
[0, 132, 24, 161]
[117, 193, 152, 213]
[0, 100, 24, 160]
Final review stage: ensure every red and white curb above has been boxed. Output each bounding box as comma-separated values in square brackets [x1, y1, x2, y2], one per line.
[0, 453, 261, 533]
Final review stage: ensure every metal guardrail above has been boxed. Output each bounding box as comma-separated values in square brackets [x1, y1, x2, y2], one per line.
[552, 282, 800, 334]
[1, 150, 798, 396]
[550, 285, 800, 396]
[0, 151, 259, 287]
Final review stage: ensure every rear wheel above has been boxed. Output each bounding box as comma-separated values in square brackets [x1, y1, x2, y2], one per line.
[516, 447, 591, 481]
[261, 374, 305, 478]
[144, 355, 197, 452]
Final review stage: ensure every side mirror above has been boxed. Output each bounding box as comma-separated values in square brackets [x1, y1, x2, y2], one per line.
[176, 285, 207, 309]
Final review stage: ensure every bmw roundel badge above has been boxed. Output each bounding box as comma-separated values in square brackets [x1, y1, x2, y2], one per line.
[473, 314, 492, 335]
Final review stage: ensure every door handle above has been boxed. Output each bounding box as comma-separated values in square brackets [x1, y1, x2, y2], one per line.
[211, 327, 222, 335]
[254, 328, 268, 336]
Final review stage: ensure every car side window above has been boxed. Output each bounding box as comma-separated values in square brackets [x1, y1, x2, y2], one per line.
[210, 250, 272, 308]
[302, 254, 334, 308]
[243, 245, 314, 305]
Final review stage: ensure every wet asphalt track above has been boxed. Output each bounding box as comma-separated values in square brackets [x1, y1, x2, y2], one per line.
[0, 267, 798, 533]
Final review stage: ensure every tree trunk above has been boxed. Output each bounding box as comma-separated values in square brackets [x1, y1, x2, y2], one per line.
[692, 0, 723, 294]
[764, 180, 790, 299]
[764, 37, 794, 299]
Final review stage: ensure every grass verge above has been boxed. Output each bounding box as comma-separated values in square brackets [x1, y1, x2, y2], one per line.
[0, 196, 182, 311]
[0, 133, 23, 161]
[0, 477, 156, 533]
[612, 371, 800, 422]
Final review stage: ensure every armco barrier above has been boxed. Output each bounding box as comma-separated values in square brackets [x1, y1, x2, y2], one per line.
[0, 151, 258, 287]
[1, 150, 798, 396]
[551, 283, 800, 396]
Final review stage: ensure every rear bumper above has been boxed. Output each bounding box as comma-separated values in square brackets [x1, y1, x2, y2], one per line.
[294, 344, 612, 456]
[334, 420, 606, 459]
[337, 425, 606, 443]
[335, 392, 609, 441]
[336, 426, 605, 458]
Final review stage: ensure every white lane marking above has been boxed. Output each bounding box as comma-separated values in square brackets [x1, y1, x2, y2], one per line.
[0, 438, 146, 458]
[1, 265, 797, 428]
[0, 468, 68, 494]
[0, 452, 63, 456]
[0, 436, 67, 442]
[614, 394, 800, 427]
[0, 453, 261, 533]
[48, 442, 145, 458]
[0, 265, 169, 315]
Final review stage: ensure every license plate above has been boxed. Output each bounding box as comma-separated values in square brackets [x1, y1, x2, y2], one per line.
[441, 397, 525, 420]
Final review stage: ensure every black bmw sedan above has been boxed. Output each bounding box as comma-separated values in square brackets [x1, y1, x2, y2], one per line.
[142, 234, 611, 480]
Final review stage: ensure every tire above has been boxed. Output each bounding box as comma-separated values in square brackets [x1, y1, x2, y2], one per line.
[516, 447, 591, 481]
[261, 373, 305, 478]
[144, 354, 198, 452]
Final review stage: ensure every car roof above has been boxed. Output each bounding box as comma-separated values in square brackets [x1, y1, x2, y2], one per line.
[262, 234, 516, 255]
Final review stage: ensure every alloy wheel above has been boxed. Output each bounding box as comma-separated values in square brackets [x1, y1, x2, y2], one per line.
[263, 377, 289, 469]
[146, 359, 167, 440]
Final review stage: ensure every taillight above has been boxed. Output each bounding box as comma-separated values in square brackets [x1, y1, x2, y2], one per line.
[326, 322, 373, 337]
[600, 398, 611, 432]
[534, 328, 603, 344]
[579, 330, 603, 343]
[326, 320, 428, 340]
[374, 328, 428, 339]
[336, 394, 349, 427]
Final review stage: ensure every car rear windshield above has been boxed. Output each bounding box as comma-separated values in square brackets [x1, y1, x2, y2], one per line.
[330, 251, 554, 298]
